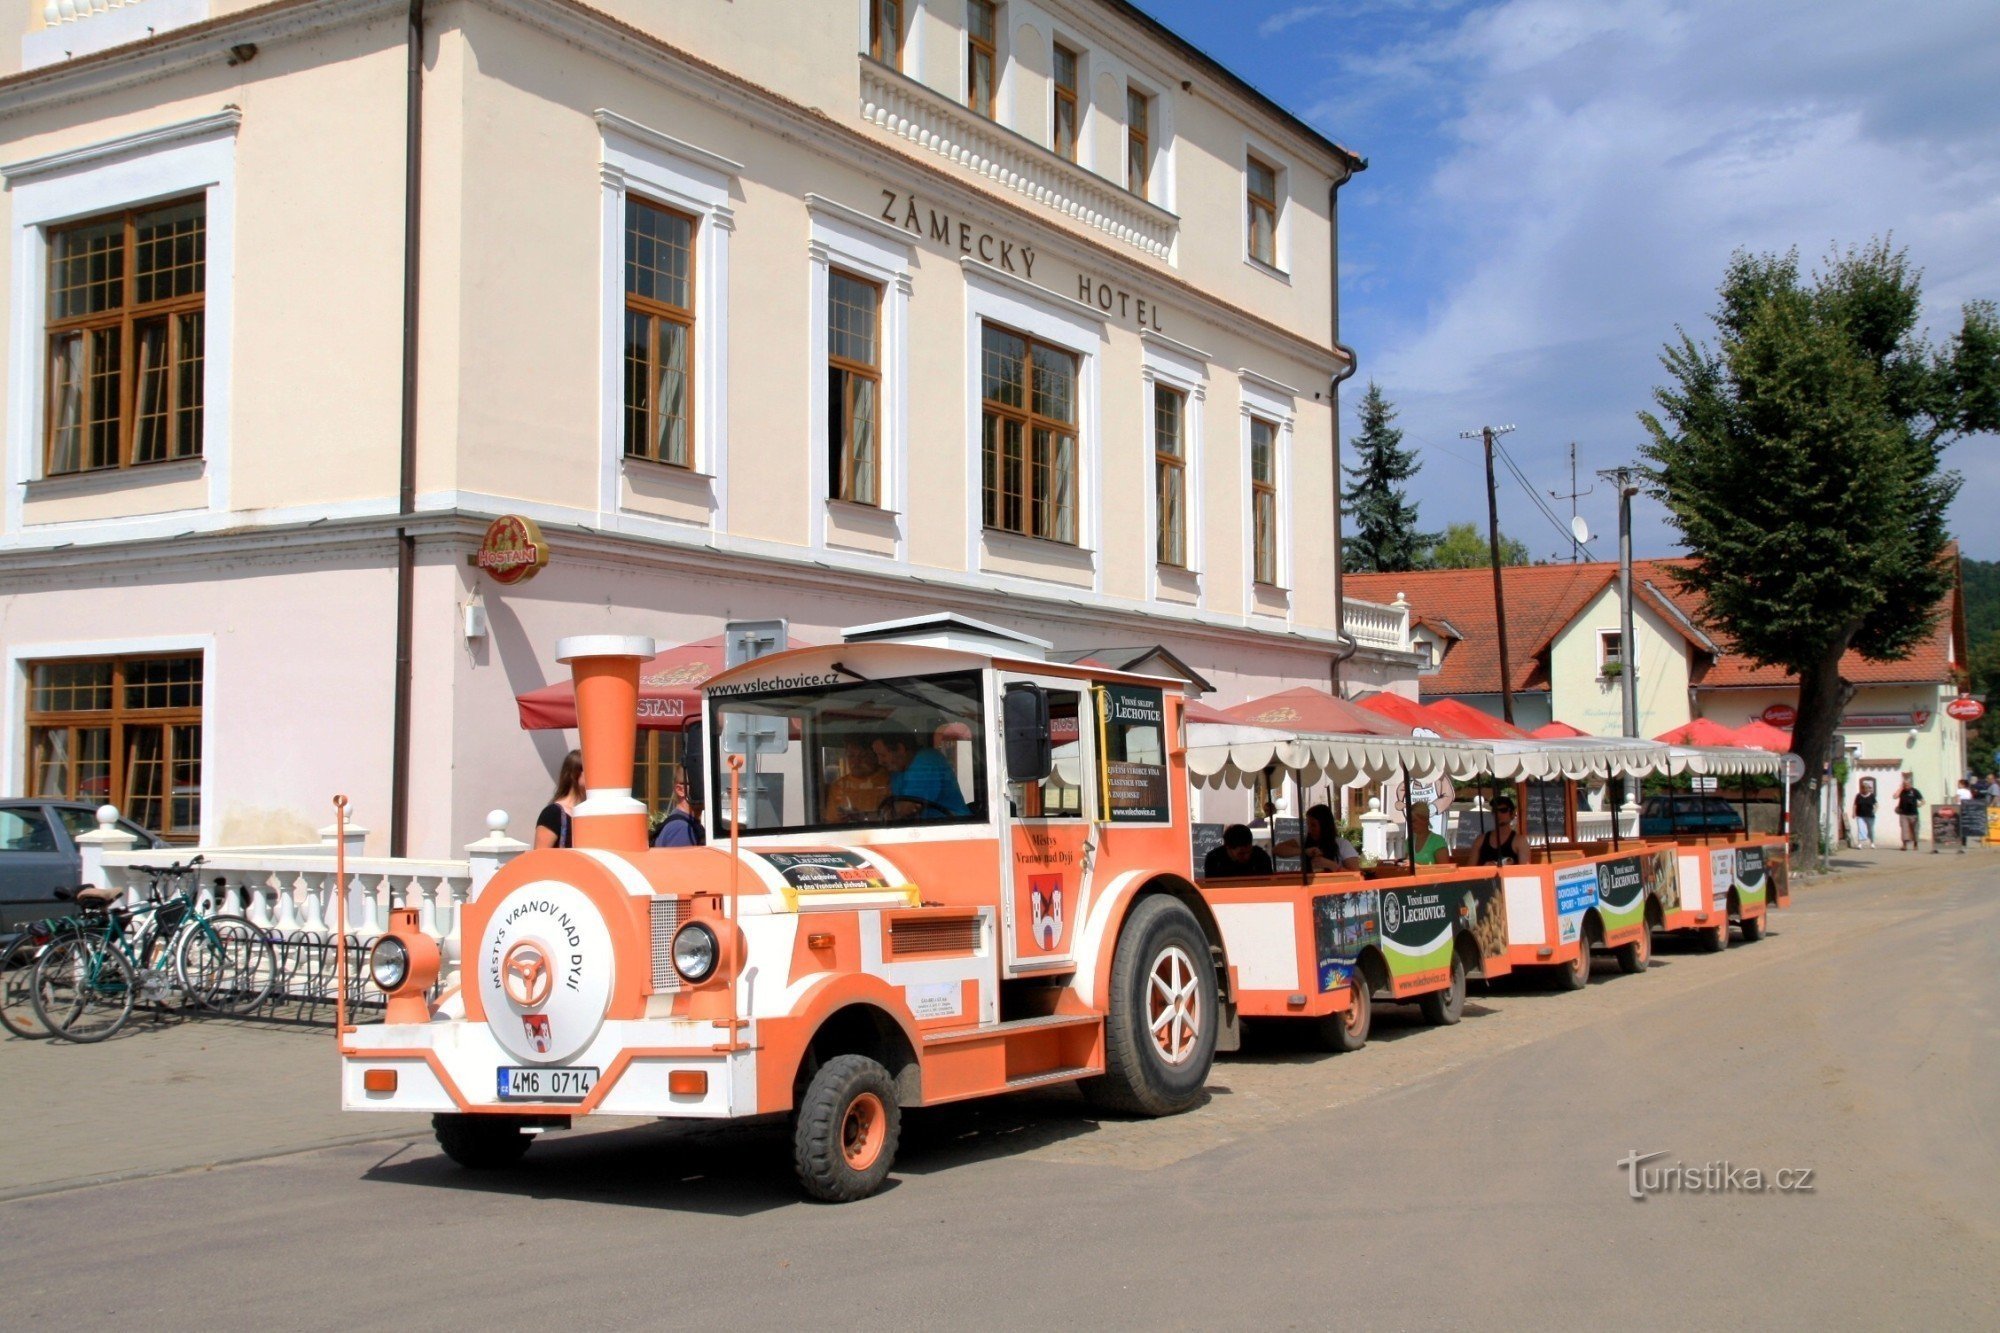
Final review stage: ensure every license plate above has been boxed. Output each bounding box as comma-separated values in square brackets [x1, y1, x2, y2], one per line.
[496, 1066, 598, 1102]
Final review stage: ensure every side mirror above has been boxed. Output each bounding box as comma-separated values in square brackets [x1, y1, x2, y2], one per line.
[1003, 684, 1053, 783]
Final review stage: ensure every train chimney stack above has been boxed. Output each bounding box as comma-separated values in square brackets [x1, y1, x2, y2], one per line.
[554, 635, 657, 852]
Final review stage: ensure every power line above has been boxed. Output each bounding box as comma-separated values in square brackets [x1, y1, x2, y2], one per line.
[1496, 438, 1596, 560]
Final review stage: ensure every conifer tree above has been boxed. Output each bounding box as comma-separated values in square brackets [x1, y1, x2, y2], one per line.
[1342, 383, 1436, 572]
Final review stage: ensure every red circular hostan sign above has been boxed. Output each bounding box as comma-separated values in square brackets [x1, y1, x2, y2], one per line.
[1760, 704, 1798, 728]
[1944, 696, 1986, 723]
[475, 514, 549, 585]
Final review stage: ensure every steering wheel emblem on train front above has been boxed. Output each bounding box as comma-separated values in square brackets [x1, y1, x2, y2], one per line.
[501, 940, 554, 1009]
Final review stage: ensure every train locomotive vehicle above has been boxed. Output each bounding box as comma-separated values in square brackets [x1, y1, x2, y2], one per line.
[346, 617, 1306, 1201]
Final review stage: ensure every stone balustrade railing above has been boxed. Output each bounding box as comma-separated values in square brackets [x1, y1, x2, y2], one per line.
[859, 58, 1178, 263]
[1342, 596, 1412, 654]
[75, 807, 528, 1003]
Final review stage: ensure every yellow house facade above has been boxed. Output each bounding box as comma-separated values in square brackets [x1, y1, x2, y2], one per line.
[0, 1, 1412, 855]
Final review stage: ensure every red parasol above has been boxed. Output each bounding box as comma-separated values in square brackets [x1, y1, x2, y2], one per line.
[1223, 687, 1411, 736]
[515, 634, 803, 731]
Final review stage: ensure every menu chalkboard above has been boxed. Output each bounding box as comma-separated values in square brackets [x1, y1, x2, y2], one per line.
[1525, 781, 1566, 842]
[1956, 801, 1989, 842]
[1930, 805, 1961, 849]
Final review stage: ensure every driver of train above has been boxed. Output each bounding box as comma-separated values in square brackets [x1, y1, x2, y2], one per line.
[873, 729, 970, 819]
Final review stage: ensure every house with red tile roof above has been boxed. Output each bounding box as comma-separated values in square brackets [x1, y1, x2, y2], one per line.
[1348, 556, 1971, 839]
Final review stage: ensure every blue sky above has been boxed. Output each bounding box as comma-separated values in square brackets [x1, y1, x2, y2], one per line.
[1135, 0, 2000, 561]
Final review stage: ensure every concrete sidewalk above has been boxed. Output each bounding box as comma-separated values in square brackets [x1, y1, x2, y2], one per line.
[0, 1016, 430, 1200]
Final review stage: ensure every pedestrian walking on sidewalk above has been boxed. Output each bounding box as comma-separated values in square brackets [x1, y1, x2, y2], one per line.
[1852, 777, 1877, 848]
[1894, 777, 1924, 850]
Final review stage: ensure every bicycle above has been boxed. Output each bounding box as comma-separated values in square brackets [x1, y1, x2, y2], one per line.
[1, 911, 93, 1039]
[30, 858, 279, 1043]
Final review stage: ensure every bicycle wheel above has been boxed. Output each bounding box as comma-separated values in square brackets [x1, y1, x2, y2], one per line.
[32, 936, 135, 1043]
[175, 915, 278, 1016]
[2, 934, 51, 1039]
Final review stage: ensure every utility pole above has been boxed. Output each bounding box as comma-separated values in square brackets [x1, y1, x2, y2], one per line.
[1597, 466, 1641, 738]
[1461, 423, 1518, 724]
[1549, 442, 1592, 563]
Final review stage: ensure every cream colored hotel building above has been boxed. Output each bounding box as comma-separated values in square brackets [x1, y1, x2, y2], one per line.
[0, 0, 1416, 856]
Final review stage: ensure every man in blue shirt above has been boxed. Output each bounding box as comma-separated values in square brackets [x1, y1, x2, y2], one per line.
[873, 730, 970, 819]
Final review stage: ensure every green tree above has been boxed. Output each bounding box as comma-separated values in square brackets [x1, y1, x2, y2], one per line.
[1639, 240, 2000, 867]
[1342, 383, 1436, 572]
[1968, 631, 2000, 777]
[1423, 521, 1530, 569]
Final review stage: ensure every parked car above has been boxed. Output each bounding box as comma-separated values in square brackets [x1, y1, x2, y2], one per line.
[0, 800, 167, 944]
[1638, 794, 1747, 837]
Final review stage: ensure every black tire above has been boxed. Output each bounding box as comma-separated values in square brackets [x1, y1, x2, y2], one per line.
[1311, 974, 1371, 1053]
[31, 937, 134, 1043]
[1695, 914, 1729, 952]
[1417, 951, 1467, 1026]
[792, 1054, 901, 1203]
[432, 1113, 534, 1169]
[1738, 911, 1765, 943]
[175, 915, 279, 1015]
[2, 935, 51, 1039]
[1081, 896, 1218, 1116]
[1552, 924, 1594, 992]
[1616, 918, 1654, 975]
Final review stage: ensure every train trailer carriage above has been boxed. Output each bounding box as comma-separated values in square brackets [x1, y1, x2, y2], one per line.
[344, 616, 1299, 1200]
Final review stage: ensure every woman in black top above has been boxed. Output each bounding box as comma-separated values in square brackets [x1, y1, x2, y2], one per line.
[1274, 803, 1361, 871]
[1464, 794, 1531, 867]
[1852, 777, 1877, 849]
[535, 749, 585, 850]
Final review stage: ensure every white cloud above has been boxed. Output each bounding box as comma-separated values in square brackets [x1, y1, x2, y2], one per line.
[1338, 0, 2000, 559]
[1258, 4, 1331, 38]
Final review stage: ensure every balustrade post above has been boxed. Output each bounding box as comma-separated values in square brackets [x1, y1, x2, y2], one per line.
[1360, 797, 1397, 861]
[74, 804, 140, 897]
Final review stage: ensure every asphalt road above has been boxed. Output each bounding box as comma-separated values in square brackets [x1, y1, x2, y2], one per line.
[3, 849, 1996, 1329]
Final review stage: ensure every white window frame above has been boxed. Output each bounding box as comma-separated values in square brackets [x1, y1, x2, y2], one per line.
[962, 263, 1104, 587]
[1242, 134, 1291, 277]
[1141, 332, 1207, 602]
[806, 195, 914, 558]
[1239, 371, 1297, 600]
[1048, 29, 1089, 170]
[2, 111, 239, 534]
[2, 633, 217, 845]
[1598, 628, 1627, 676]
[596, 110, 738, 530]
[1124, 77, 1161, 203]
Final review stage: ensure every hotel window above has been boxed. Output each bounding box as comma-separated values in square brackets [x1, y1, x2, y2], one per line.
[1250, 415, 1278, 584]
[633, 728, 687, 824]
[981, 325, 1077, 543]
[44, 198, 206, 476]
[1126, 87, 1152, 195]
[1052, 43, 1080, 161]
[967, 0, 998, 118]
[827, 269, 882, 506]
[623, 196, 697, 468]
[868, 0, 905, 67]
[1246, 154, 1278, 267]
[26, 655, 202, 839]
[1154, 384, 1186, 566]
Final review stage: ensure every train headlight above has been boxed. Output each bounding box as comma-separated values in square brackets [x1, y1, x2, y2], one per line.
[672, 923, 719, 983]
[369, 936, 411, 991]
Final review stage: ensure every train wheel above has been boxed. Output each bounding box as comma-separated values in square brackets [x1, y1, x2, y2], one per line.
[1082, 896, 1217, 1116]
[432, 1113, 534, 1169]
[793, 1054, 900, 1203]
[1616, 918, 1653, 975]
[1417, 952, 1467, 1026]
[1312, 977, 1371, 1053]
[1738, 911, 1765, 943]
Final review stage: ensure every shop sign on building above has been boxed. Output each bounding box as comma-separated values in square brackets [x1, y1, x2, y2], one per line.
[473, 515, 550, 585]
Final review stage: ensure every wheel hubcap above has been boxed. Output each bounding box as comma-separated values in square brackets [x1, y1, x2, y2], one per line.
[1148, 944, 1202, 1066]
[841, 1092, 886, 1170]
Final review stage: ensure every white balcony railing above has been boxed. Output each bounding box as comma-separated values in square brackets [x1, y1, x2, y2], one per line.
[1342, 595, 1411, 654]
[75, 807, 528, 1004]
[859, 59, 1178, 264]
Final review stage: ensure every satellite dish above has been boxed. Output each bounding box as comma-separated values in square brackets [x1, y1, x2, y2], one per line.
[1570, 515, 1591, 546]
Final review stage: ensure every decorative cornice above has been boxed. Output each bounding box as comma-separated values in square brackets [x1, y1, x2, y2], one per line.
[0, 107, 239, 185]
[1237, 367, 1304, 401]
[804, 191, 918, 251]
[960, 256, 1107, 328]
[594, 107, 744, 179]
